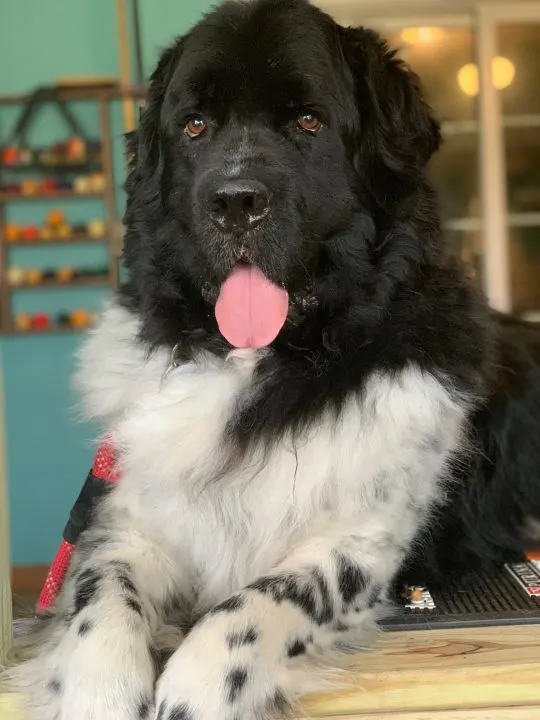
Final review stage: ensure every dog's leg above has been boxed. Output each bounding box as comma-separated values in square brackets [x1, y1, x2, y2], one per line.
[8, 526, 190, 720]
[154, 498, 437, 720]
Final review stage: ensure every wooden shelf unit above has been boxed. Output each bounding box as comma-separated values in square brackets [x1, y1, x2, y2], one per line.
[0, 86, 146, 334]
[10, 276, 110, 290]
[0, 190, 105, 202]
[4, 235, 106, 246]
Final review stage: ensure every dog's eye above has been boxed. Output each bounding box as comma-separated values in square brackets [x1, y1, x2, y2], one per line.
[185, 116, 207, 138]
[297, 112, 321, 133]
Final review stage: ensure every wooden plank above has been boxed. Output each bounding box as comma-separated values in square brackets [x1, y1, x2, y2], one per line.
[301, 626, 540, 717]
[0, 693, 27, 720]
[325, 709, 540, 720]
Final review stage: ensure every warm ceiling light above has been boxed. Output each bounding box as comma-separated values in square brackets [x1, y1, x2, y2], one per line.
[457, 56, 516, 96]
[400, 27, 444, 45]
[492, 55, 516, 90]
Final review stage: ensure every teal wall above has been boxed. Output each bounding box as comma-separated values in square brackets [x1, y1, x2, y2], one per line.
[1, 0, 215, 565]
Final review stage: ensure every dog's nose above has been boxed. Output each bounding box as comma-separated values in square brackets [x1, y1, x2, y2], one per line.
[210, 180, 269, 232]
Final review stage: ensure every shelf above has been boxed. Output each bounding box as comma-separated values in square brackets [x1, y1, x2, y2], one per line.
[9, 276, 110, 290]
[0, 190, 105, 201]
[0, 160, 102, 171]
[4, 235, 107, 246]
[3, 324, 93, 336]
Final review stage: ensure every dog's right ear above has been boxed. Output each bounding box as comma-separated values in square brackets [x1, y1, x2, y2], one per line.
[125, 38, 185, 199]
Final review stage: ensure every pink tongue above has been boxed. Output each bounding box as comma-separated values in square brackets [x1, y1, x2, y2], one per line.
[215, 265, 289, 348]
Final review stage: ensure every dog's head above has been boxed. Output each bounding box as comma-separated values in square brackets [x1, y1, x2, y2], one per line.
[122, 0, 441, 350]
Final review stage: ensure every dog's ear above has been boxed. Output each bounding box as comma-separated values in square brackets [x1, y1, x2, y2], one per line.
[125, 39, 185, 200]
[339, 27, 441, 184]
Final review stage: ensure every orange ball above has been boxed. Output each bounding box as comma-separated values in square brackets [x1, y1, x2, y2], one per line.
[14, 314, 32, 332]
[57, 266, 75, 283]
[70, 308, 92, 329]
[26, 268, 43, 285]
[5, 225, 21, 242]
[47, 210, 65, 228]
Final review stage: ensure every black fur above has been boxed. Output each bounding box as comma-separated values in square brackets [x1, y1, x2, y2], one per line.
[336, 554, 367, 604]
[209, 595, 245, 614]
[286, 639, 306, 657]
[167, 704, 194, 720]
[226, 668, 248, 703]
[249, 571, 333, 625]
[77, 620, 93, 636]
[119, 0, 540, 584]
[72, 569, 101, 616]
[226, 628, 258, 649]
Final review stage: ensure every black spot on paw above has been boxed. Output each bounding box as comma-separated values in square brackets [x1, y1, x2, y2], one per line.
[268, 689, 289, 714]
[117, 572, 138, 597]
[78, 620, 93, 636]
[210, 595, 245, 614]
[286, 638, 306, 657]
[367, 583, 383, 608]
[125, 596, 144, 617]
[336, 554, 366, 605]
[226, 627, 258, 649]
[334, 621, 349, 632]
[249, 570, 332, 625]
[226, 667, 248, 703]
[167, 703, 194, 720]
[47, 678, 62, 695]
[73, 568, 101, 615]
[137, 694, 153, 719]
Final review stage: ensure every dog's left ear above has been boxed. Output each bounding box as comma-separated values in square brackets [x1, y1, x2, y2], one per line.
[339, 26, 441, 174]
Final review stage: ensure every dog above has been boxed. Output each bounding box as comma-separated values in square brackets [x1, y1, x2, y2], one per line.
[7, 0, 540, 718]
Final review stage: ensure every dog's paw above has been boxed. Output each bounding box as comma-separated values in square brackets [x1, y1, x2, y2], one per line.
[58, 628, 156, 720]
[154, 608, 287, 720]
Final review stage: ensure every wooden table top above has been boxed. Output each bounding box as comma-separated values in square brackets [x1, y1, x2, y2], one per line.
[1, 624, 540, 720]
[301, 624, 540, 719]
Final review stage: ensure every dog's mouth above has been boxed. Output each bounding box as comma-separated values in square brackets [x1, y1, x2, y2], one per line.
[215, 264, 289, 349]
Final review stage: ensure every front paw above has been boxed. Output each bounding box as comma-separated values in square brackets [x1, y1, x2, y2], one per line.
[154, 611, 286, 720]
[59, 628, 156, 720]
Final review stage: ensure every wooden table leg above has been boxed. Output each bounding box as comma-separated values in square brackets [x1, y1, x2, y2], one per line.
[0, 366, 12, 666]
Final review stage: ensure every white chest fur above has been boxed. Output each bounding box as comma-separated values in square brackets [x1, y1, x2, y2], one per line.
[76, 304, 467, 610]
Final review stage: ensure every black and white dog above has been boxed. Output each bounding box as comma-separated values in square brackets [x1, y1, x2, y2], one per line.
[8, 0, 540, 718]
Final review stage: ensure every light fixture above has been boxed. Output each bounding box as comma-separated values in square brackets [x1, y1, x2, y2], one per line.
[400, 27, 445, 45]
[457, 56, 516, 97]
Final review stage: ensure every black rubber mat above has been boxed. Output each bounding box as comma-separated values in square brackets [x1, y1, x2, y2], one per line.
[383, 560, 540, 631]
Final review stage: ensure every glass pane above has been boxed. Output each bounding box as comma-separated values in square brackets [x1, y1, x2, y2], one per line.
[506, 127, 540, 214]
[386, 27, 477, 122]
[429, 131, 479, 223]
[497, 24, 540, 314]
[509, 226, 540, 314]
[498, 25, 540, 115]
[446, 230, 483, 281]
[384, 25, 480, 278]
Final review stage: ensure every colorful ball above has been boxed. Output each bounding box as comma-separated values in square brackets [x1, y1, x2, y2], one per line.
[14, 314, 32, 332]
[47, 210, 65, 228]
[22, 226, 39, 242]
[87, 219, 106, 237]
[26, 268, 43, 285]
[7, 267, 25, 286]
[5, 225, 21, 242]
[70, 308, 92, 329]
[32, 312, 49, 330]
[57, 266, 75, 283]
[2, 146, 19, 165]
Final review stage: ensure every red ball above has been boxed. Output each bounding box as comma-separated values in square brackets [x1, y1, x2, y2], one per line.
[32, 312, 50, 330]
[41, 177, 57, 192]
[22, 226, 40, 241]
[2, 146, 19, 165]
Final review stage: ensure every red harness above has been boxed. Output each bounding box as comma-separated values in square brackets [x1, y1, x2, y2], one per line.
[37, 443, 120, 612]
